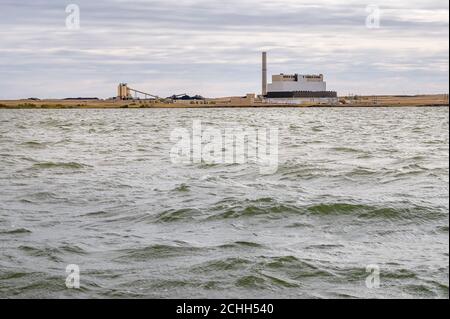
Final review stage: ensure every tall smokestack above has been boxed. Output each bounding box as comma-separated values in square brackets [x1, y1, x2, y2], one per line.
[262, 52, 267, 96]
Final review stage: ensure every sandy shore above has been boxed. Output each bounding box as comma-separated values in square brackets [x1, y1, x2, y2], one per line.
[0, 94, 448, 109]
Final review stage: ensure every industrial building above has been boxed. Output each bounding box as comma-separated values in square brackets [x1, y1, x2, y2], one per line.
[117, 83, 160, 100]
[262, 52, 338, 105]
[117, 83, 131, 100]
[116, 52, 337, 106]
[117, 83, 210, 104]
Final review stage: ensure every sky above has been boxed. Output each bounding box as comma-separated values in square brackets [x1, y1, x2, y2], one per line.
[0, 0, 448, 99]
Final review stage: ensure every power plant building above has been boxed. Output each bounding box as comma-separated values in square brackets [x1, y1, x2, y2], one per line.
[262, 53, 338, 105]
[268, 74, 326, 92]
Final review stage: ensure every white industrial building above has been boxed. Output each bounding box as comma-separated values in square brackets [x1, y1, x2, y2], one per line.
[267, 74, 326, 92]
[262, 52, 338, 105]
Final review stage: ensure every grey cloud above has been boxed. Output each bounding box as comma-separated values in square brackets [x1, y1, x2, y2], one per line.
[0, 0, 448, 98]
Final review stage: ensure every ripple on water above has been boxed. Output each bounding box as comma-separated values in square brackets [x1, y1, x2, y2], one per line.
[114, 243, 202, 261]
[0, 270, 68, 298]
[218, 241, 264, 249]
[0, 228, 32, 235]
[17, 192, 68, 204]
[30, 161, 91, 170]
[18, 245, 63, 263]
[0, 108, 447, 299]
[20, 141, 48, 149]
[306, 202, 446, 221]
[154, 208, 203, 223]
[188, 255, 334, 291]
[172, 184, 190, 192]
[149, 198, 447, 223]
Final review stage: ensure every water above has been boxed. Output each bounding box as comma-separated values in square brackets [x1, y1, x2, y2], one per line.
[0, 107, 448, 299]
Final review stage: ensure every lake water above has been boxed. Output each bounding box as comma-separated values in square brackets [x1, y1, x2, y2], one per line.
[0, 107, 448, 298]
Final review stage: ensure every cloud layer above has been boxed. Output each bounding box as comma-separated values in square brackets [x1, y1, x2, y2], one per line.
[0, 0, 448, 98]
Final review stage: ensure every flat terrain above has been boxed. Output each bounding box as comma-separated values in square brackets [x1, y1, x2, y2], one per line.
[340, 94, 449, 107]
[0, 94, 448, 108]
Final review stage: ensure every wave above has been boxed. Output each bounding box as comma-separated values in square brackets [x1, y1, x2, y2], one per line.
[83, 210, 111, 217]
[218, 241, 264, 249]
[115, 243, 201, 261]
[306, 203, 368, 215]
[209, 203, 301, 220]
[17, 243, 87, 263]
[189, 255, 332, 290]
[305, 244, 345, 250]
[190, 257, 252, 273]
[206, 197, 301, 220]
[18, 245, 63, 262]
[0, 270, 67, 298]
[30, 161, 90, 170]
[0, 228, 32, 235]
[172, 184, 190, 193]
[305, 202, 446, 221]
[154, 208, 203, 223]
[330, 146, 363, 153]
[436, 225, 449, 233]
[18, 191, 62, 203]
[58, 244, 87, 255]
[20, 141, 47, 149]
[150, 197, 446, 223]
[276, 161, 345, 180]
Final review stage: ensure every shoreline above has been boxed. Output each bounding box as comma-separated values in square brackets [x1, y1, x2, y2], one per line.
[1, 95, 448, 109]
[0, 104, 448, 109]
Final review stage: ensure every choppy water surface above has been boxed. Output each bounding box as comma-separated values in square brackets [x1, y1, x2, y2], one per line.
[0, 107, 448, 299]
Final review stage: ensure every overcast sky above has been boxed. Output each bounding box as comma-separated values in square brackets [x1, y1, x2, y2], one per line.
[0, 0, 448, 99]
